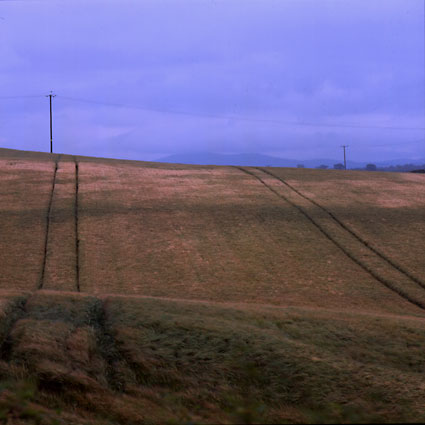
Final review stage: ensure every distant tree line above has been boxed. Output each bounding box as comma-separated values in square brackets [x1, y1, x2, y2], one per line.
[356, 163, 425, 173]
[293, 163, 425, 172]
[314, 164, 344, 170]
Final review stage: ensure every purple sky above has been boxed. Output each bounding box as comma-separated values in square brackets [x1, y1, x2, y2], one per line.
[0, 0, 424, 162]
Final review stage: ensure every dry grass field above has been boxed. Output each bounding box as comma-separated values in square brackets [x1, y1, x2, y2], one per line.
[265, 167, 425, 281]
[0, 147, 424, 424]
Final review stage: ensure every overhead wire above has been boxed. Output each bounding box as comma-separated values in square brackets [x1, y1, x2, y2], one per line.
[0, 94, 46, 99]
[0, 93, 424, 136]
[58, 95, 425, 132]
[365, 138, 424, 148]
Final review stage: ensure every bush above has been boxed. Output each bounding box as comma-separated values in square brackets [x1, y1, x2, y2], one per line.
[366, 164, 377, 171]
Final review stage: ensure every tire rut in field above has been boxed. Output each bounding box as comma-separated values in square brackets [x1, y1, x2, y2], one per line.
[90, 298, 130, 392]
[38, 156, 80, 292]
[235, 166, 425, 311]
[258, 166, 425, 291]
[74, 158, 80, 292]
[90, 299, 158, 392]
[38, 155, 61, 290]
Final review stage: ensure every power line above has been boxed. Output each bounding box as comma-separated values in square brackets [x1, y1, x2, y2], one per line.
[58, 95, 425, 131]
[0, 94, 45, 99]
[1, 93, 424, 132]
[366, 138, 425, 148]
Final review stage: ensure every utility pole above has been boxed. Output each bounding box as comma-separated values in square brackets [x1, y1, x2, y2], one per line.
[46, 91, 56, 153]
[341, 145, 348, 170]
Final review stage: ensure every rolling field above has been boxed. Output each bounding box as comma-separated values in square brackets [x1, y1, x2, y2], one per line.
[0, 147, 424, 424]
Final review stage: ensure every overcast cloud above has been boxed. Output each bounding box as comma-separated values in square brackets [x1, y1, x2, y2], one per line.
[0, 0, 424, 162]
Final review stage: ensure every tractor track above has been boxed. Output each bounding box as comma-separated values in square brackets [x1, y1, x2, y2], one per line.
[258, 166, 425, 291]
[91, 297, 158, 393]
[91, 298, 127, 392]
[1, 157, 89, 393]
[235, 166, 425, 311]
[38, 155, 80, 292]
[38, 154, 61, 290]
[74, 158, 80, 292]
[1, 154, 82, 365]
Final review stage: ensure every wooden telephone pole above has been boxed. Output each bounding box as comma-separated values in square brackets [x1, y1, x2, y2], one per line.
[341, 145, 349, 170]
[46, 92, 56, 153]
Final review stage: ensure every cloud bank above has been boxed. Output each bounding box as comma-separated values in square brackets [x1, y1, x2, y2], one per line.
[0, 0, 423, 161]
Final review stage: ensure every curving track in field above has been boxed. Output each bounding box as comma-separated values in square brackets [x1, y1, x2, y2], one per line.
[235, 166, 425, 311]
[259, 166, 425, 290]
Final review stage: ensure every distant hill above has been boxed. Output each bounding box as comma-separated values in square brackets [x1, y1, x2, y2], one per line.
[2, 147, 423, 170]
[157, 152, 363, 168]
[374, 158, 425, 166]
[157, 152, 425, 169]
[158, 152, 300, 167]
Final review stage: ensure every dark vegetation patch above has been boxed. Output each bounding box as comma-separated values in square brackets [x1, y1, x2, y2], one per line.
[0, 293, 423, 423]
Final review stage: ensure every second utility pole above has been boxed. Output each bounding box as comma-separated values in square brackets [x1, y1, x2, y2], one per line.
[46, 91, 56, 153]
[341, 145, 349, 170]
